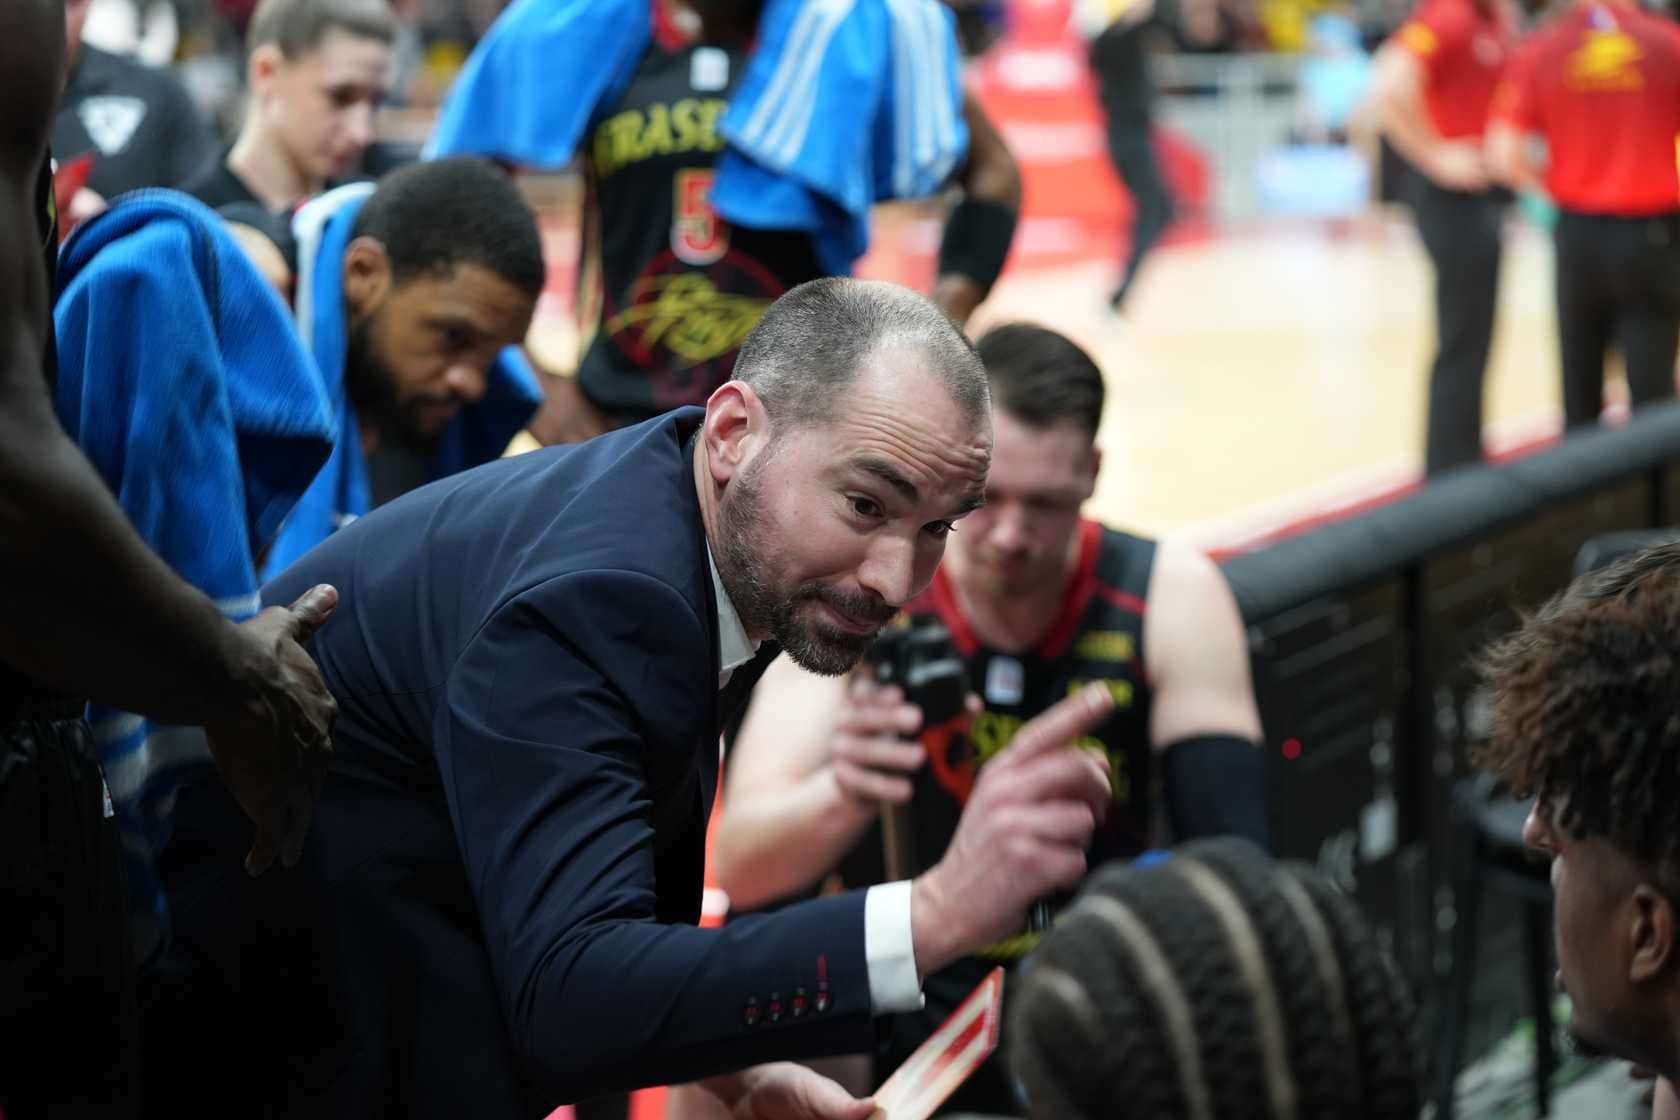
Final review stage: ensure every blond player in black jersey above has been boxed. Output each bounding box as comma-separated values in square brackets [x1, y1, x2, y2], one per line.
[709, 323, 1268, 1116]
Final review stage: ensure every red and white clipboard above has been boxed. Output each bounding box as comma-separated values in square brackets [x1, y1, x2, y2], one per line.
[871, 967, 1006, 1120]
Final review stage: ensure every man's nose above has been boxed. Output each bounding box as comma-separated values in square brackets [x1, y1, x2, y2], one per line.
[445, 362, 488, 404]
[987, 502, 1028, 553]
[858, 535, 916, 608]
[342, 102, 375, 150]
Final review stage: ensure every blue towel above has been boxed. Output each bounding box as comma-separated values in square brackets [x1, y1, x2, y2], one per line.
[424, 0, 649, 172]
[426, 0, 968, 275]
[53, 189, 336, 959]
[261, 185, 543, 580]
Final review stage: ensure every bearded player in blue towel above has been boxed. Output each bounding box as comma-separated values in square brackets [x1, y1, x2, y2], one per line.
[434, 0, 1022, 445]
[0, 3, 341, 1115]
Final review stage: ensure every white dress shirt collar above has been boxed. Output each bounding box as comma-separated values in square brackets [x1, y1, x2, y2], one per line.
[708, 545, 759, 687]
[706, 548, 923, 1012]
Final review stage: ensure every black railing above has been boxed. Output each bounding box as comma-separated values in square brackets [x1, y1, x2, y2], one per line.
[1221, 399, 1680, 986]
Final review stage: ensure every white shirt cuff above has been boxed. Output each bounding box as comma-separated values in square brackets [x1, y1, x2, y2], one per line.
[864, 880, 925, 1014]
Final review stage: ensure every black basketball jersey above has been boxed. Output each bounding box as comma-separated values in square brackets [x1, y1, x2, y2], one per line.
[918, 520, 1155, 934]
[841, 521, 1158, 954]
[578, 8, 824, 420]
[865, 522, 1158, 1117]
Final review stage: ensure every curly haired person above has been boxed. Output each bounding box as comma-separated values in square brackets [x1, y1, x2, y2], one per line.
[1478, 541, 1680, 1114]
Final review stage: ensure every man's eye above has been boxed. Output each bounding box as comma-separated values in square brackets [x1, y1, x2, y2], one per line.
[849, 496, 882, 520]
[925, 521, 957, 539]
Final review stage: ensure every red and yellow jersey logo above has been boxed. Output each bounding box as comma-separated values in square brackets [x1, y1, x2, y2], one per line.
[926, 679, 1134, 810]
[1397, 20, 1440, 57]
[1567, 30, 1645, 92]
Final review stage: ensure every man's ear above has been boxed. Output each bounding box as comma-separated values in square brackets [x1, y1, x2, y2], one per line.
[702, 380, 771, 487]
[248, 43, 285, 98]
[1630, 884, 1677, 985]
[341, 236, 391, 318]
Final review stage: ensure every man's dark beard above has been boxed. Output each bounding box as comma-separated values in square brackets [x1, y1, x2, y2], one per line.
[345, 313, 440, 454]
[718, 453, 896, 676]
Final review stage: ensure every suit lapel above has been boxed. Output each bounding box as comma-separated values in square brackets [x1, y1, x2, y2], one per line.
[661, 424, 785, 925]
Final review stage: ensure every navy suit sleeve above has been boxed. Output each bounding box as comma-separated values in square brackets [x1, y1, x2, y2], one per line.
[438, 570, 878, 1100]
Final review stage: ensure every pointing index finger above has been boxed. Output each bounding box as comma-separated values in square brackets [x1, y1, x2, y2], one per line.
[994, 683, 1114, 766]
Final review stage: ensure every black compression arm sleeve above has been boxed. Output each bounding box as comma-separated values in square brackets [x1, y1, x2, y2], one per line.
[937, 196, 1018, 297]
[1163, 734, 1273, 852]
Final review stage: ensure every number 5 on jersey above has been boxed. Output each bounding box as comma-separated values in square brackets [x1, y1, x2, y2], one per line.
[673, 168, 728, 266]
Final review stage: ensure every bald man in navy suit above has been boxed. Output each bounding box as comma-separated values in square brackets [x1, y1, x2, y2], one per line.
[149, 279, 1116, 1120]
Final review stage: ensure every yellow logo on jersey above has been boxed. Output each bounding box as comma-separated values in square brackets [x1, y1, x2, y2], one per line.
[963, 707, 1130, 804]
[969, 709, 1027, 764]
[1067, 676, 1134, 710]
[1074, 630, 1135, 663]
[1397, 22, 1439, 57]
[602, 273, 770, 366]
[592, 97, 728, 180]
[1567, 31, 1645, 92]
[976, 930, 1042, 961]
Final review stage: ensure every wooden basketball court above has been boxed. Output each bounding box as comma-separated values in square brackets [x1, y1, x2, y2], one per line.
[526, 208, 1573, 554]
[971, 214, 1572, 550]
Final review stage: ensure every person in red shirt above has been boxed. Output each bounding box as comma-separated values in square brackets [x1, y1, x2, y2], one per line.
[1373, 0, 1519, 476]
[1487, 1, 1680, 431]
